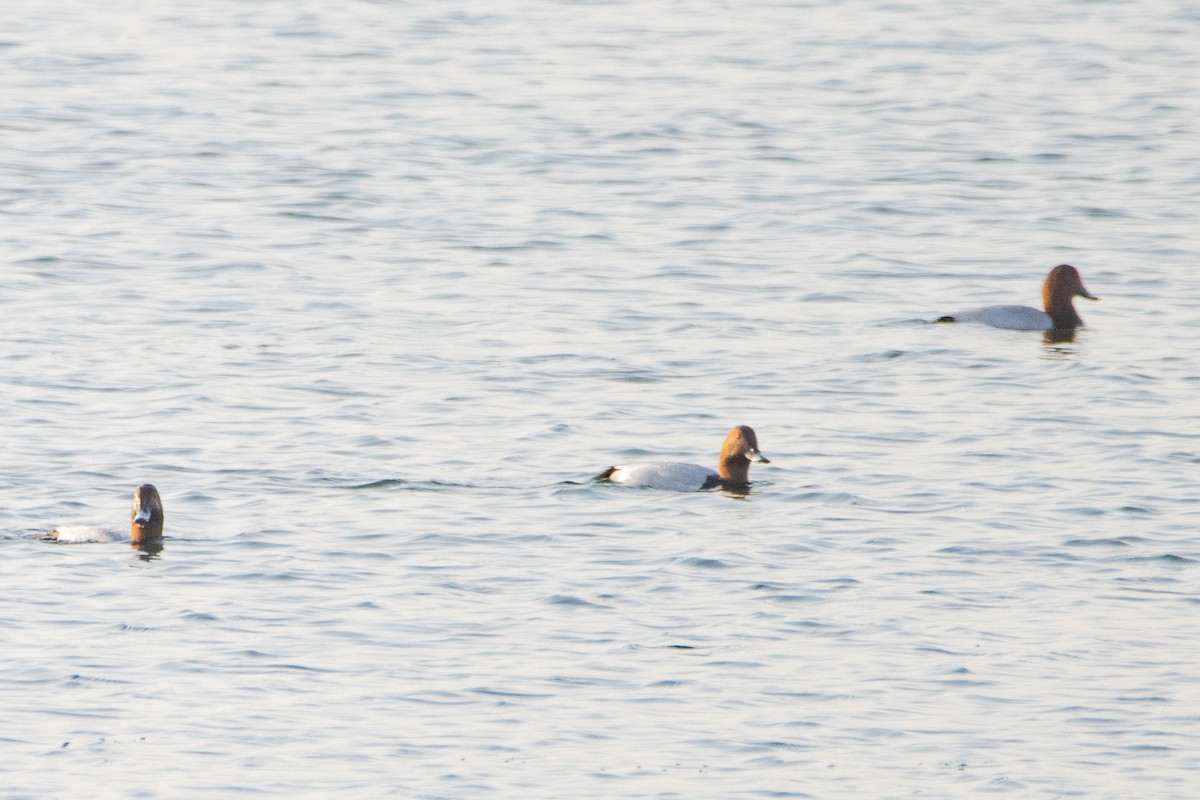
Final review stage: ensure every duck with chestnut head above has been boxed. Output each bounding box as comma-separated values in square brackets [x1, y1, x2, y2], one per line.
[937, 265, 1099, 330]
[595, 425, 770, 493]
[46, 484, 164, 550]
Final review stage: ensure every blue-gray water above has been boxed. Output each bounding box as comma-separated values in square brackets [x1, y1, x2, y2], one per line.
[2, 1, 1199, 797]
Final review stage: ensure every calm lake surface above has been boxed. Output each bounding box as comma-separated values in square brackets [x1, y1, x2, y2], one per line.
[2, 0, 1199, 797]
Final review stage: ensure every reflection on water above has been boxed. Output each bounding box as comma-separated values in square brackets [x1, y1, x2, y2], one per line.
[1043, 327, 1078, 346]
[133, 539, 164, 560]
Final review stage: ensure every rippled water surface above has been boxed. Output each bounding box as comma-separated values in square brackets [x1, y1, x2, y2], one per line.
[2, 1, 1199, 797]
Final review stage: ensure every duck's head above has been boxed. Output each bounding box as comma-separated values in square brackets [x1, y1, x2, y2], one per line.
[130, 484, 164, 545]
[1045, 263, 1098, 301]
[1043, 265, 1098, 328]
[723, 425, 770, 465]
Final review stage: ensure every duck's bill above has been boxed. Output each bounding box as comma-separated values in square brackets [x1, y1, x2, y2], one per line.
[751, 452, 770, 464]
[133, 509, 152, 524]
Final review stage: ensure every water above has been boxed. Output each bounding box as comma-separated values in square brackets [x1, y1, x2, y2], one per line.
[2, 0, 1199, 797]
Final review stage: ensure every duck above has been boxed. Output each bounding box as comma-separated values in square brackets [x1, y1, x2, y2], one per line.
[937, 264, 1099, 330]
[595, 425, 770, 492]
[46, 484, 164, 545]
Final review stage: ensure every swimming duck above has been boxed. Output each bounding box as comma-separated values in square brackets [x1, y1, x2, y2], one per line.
[595, 425, 770, 492]
[47, 484, 164, 545]
[937, 264, 1098, 330]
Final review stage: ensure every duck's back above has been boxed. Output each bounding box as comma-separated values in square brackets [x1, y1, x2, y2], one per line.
[600, 462, 718, 492]
[47, 525, 122, 543]
[944, 305, 1053, 330]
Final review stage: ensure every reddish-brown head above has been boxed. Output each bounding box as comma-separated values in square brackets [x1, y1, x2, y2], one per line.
[130, 484, 164, 545]
[1042, 264, 1098, 328]
[718, 425, 770, 488]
